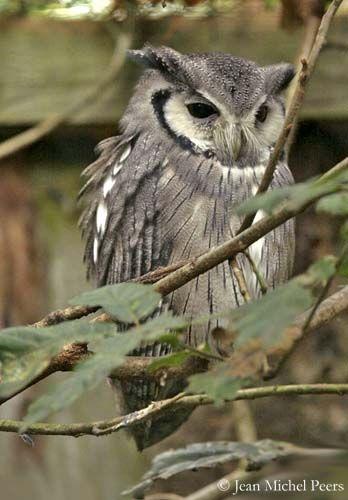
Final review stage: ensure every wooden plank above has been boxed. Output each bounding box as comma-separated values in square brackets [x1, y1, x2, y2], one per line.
[0, 13, 347, 125]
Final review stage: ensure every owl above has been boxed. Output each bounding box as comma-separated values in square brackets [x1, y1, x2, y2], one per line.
[79, 45, 295, 450]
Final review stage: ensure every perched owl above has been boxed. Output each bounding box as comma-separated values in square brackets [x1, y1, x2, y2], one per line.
[79, 45, 295, 450]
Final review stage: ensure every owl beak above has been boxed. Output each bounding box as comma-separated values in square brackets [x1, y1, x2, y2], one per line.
[213, 122, 242, 165]
[230, 127, 242, 161]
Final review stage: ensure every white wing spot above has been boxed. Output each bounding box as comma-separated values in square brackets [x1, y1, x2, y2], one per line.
[103, 175, 116, 197]
[119, 144, 131, 163]
[249, 206, 266, 264]
[113, 162, 122, 176]
[96, 200, 108, 236]
[93, 237, 99, 264]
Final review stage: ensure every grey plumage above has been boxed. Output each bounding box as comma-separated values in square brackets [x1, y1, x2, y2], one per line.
[79, 45, 295, 450]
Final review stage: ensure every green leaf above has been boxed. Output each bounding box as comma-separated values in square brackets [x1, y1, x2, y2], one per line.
[69, 283, 161, 324]
[23, 334, 137, 427]
[306, 256, 337, 285]
[229, 280, 313, 348]
[147, 351, 192, 372]
[187, 363, 245, 406]
[23, 313, 188, 425]
[316, 193, 348, 216]
[263, 0, 279, 7]
[236, 182, 318, 215]
[237, 170, 348, 216]
[0, 320, 114, 399]
[154, 333, 182, 350]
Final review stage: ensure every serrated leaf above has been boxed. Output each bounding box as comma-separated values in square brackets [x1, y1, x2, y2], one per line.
[23, 334, 137, 427]
[187, 363, 245, 406]
[0, 320, 114, 399]
[317, 192, 348, 216]
[123, 439, 293, 497]
[23, 313, 188, 425]
[229, 280, 313, 348]
[69, 283, 161, 324]
[186, 343, 264, 405]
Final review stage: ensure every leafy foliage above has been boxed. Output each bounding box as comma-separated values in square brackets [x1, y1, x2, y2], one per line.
[123, 439, 333, 497]
[23, 312, 188, 425]
[0, 235, 343, 423]
[306, 256, 337, 285]
[317, 192, 348, 216]
[188, 363, 246, 405]
[70, 282, 161, 324]
[237, 170, 348, 215]
[0, 320, 115, 399]
[229, 280, 313, 348]
[185, 284, 312, 403]
[147, 351, 192, 372]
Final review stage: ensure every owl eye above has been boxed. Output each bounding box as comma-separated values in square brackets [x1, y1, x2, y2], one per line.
[256, 104, 269, 123]
[186, 102, 217, 119]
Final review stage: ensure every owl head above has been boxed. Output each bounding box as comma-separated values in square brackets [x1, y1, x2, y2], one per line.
[126, 45, 295, 167]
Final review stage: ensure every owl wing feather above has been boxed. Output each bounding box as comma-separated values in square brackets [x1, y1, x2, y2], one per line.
[79, 135, 195, 450]
[79, 133, 172, 286]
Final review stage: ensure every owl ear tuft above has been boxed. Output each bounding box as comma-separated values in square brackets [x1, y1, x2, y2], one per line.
[128, 44, 182, 76]
[264, 63, 295, 94]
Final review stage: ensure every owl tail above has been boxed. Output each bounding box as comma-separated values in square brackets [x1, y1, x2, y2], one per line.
[109, 342, 203, 451]
[112, 375, 194, 451]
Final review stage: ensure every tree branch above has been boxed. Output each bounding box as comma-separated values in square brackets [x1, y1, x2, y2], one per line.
[0, 33, 131, 162]
[238, 0, 343, 234]
[7, 283, 347, 406]
[2, 383, 348, 437]
[265, 285, 348, 378]
[152, 164, 345, 297]
[244, 250, 268, 295]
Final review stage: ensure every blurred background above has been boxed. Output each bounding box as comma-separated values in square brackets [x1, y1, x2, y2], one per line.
[0, 1, 348, 498]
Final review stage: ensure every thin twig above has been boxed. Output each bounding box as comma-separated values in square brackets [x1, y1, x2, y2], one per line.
[1, 157, 347, 405]
[6, 0, 344, 334]
[230, 258, 252, 303]
[30, 155, 348, 330]
[0, 33, 131, 162]
[244, 250, 268, 295]
[152, 174, 335, 297]
[238, 0, 343, 234]
[2, 383, 348, 437]
[2, 277, 348, 408]
[33, 305, 98, 328]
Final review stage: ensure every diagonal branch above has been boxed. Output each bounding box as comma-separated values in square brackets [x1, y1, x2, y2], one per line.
[238, 0, 343, 234]
[0, 157, 345, 406]
[152, 158, 348, 297]
[2, 284, 348, 407]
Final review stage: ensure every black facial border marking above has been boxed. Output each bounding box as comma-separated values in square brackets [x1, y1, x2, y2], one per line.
[151, 89, 213, 159]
